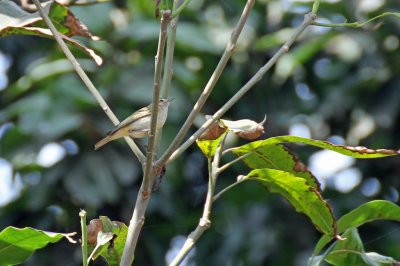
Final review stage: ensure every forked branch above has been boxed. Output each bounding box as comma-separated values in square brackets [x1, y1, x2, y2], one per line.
[119, 10, 171, 266]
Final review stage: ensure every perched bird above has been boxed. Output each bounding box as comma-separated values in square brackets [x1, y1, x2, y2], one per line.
[94, 98, 172, 150]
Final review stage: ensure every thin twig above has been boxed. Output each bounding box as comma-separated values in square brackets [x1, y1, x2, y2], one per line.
[79, 210, 88, 266]
[217, 152, 250, 174]
[213, 178, 246, 202]
[169, 141, 223, 266]
[156, 0, 256, 169]
[311, 0, 321, 14]
[166, 12, 317, 164]
[119, 10, 171, 266]
[171, 0, 191, 17]
[312, 12, 400, 28]
[31, 0, 145, 163]
[21, 0, 110, 12]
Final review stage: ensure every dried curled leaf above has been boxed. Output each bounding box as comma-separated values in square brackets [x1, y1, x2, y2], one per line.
[0, 0, 102, 64]
[221, 115, 266, 140]
[86, 219, 103, 246]
[198, 118, 227, 140]
[64, 10, 99, 40]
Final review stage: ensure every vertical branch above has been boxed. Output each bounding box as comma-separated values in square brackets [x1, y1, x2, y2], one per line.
[312, 0, 321, 14]
[169, 142, 223, 266]
[156, 0, 256, 168]
[119, 10, 171, 266]
[160, 0, 182, 97]
[166, 12, 317, 163]
[79, 210, 88, 266]
[31, 0, 145, 162]
[155, 0, 182, 151]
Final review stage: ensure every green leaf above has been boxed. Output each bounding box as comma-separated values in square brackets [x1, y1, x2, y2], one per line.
[245, 168, 337, 237]
[98, 222, 128, 266]
[323, 228, 398, 266]
[239, 135, 400, 159]
[325, 228, 368, 266]
[0, 227, 76, 265]
[196, 131, 228, 158]
[233, 142, 320, 190]
[312, 200, 400, 257]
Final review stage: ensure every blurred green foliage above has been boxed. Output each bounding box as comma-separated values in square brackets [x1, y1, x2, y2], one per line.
[0, 0, 400, 265]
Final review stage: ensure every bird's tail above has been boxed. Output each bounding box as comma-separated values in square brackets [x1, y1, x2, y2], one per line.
[94, 136, 112, 150]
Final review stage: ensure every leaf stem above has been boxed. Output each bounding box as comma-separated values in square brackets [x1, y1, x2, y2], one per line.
[31, 0, 145, 163]
[217, 152, 250, 174]
[312, 12, 399, 28]
[172, 0, 191, 17]
[119, 10, 171, 266]
[213, 178, 246, 202]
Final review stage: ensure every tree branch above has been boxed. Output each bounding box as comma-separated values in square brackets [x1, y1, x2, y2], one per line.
[169, 140, 223, 266]
[166, 12, 317, 163]
[160, 0, 181, 98]
[119, 10, 171, 266]
[156, 0, 256, 168]
[31, 0, 145, 163]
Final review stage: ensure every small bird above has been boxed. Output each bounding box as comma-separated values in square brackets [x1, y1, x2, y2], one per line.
[95, 98, 172, 150]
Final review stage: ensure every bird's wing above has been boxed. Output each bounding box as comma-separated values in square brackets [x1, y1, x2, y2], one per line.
[108, 106, 150, 135]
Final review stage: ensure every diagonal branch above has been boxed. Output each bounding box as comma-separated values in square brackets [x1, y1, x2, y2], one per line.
[31, 0, 145, 163]
[119, 10, 171, 266]
[166, 12, 317, 164]
[156, 0, 256, 168]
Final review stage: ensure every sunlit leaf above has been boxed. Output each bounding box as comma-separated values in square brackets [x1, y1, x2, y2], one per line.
[233, 141, 320, 190]
[240, 135, 400, 159]
[196, 131, 228, 158]
[245, 168, 337, 237]
[0, 227, 76, 265]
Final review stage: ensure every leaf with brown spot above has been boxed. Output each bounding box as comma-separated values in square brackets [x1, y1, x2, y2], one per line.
[196, 130, 228, 158]
[232, 142, 320, 190]
[244, 168, 337, 237]
[252, 135, 400, 159]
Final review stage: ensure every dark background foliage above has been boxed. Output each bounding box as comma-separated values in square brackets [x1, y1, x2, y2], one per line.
[0, 0, 399, 265]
